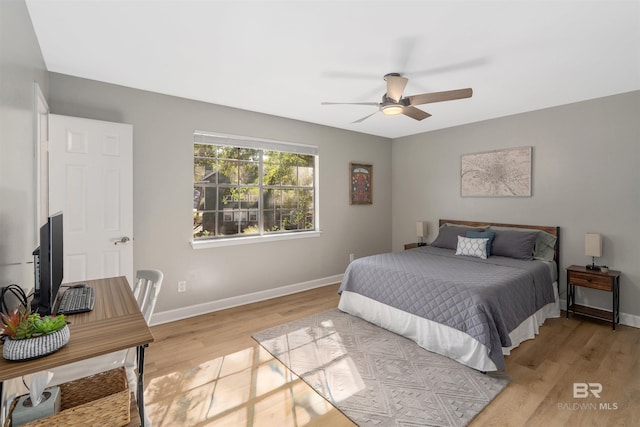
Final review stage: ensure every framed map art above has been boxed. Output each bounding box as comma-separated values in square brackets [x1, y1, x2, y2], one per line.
[350, 163, 372, 204]
[461, 146, 532, 197]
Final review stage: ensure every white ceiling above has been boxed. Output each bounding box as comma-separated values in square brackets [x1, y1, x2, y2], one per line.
[26, 1, 640, 139]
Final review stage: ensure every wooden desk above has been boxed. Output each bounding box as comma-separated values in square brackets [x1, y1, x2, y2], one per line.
[0, 276, 154, 426]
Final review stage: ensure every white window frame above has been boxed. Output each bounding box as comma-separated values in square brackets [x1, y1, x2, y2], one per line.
[191, 131, 320, 249]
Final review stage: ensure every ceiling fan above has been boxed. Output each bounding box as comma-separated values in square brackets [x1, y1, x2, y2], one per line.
[322, 73, 472, 123]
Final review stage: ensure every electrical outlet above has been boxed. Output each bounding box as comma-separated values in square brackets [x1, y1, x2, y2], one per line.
[349, 253, 354, 263]
[177, 280, 187, 293]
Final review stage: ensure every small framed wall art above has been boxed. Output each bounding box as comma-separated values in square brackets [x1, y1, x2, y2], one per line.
[350, 162, 373, 205]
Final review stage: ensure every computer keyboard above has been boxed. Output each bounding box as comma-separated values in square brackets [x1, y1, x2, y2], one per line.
[57, 286, 95, 315]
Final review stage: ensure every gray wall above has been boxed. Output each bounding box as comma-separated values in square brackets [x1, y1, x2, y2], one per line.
[47, 73, 392, 315]
[392, 91, 640, 320]
[0, 0, 49, 290]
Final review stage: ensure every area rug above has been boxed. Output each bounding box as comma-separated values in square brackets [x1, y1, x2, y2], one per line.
[253, 308, 510, 426]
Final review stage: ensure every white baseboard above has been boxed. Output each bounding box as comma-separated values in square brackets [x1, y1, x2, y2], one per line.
[152, 286, 640, 329]
[150, 274, 344, 326]
[558, 298, 640, 328]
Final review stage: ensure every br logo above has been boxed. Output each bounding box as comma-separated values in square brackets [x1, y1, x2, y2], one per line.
[573, 383, 603, 398]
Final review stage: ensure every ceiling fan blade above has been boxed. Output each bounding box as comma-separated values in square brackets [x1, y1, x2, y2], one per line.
[385, 75, 408, 102]
[408, 88, 473, 106]
[321, 101, 379, 106]
[322, 71, 379, 80]
[408, 58, 487, 78]
[394, 37, 418, 75]
[402, 106, 432, 121]
[352, 111, 378, 123]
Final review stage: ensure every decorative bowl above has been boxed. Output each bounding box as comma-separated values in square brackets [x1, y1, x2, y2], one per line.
[2, 325, 70, 361]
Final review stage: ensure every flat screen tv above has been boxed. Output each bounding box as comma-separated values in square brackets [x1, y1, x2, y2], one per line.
[35, 211, 64, 316]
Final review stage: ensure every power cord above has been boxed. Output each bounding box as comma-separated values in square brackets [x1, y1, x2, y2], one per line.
[1, 284, 29, 345]
[0, 284, 28, 315]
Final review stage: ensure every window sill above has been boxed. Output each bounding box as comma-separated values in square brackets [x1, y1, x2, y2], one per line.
[191, 230, 322, 249]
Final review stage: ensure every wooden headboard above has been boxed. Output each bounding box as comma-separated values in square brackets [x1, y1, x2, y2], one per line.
[439, 219, 560, 273]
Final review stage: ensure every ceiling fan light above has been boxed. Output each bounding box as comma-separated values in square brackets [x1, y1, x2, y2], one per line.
[381, 105, 404, 115]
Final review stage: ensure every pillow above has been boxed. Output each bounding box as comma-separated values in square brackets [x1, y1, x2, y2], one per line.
[488, 225, 557, 261]
[431, 225, 485, 250]
[466, 230, 496, 256]
[455, 236, 489, 259]
[533, 231, 557, 261]
[491, 229, 538, 260]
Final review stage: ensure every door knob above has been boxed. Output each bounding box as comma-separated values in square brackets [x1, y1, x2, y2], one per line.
[114, 236, 131, 245]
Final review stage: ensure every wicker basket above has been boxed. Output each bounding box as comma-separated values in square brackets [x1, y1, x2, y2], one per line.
[5, 367, 130, 427]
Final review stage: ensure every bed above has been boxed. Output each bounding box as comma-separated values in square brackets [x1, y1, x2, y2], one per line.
[338, 219, 560, 372]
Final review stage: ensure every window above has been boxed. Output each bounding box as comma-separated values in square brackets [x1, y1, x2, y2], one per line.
[193, 132, 318, 242]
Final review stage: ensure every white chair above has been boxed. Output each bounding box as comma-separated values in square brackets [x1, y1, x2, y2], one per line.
[39, 269, 163, 425]
[132, 269, 164, 325]
[125, 270, 163, 392]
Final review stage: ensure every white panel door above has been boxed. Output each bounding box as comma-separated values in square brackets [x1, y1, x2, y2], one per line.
[49, 114, 133, 286]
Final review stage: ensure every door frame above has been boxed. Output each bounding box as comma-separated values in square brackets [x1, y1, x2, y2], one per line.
[34, 82, 49, 243]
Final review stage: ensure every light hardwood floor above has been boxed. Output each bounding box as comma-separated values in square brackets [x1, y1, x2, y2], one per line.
[144, 284, 639, 426]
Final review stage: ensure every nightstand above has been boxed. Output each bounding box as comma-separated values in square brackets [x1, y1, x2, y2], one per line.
[404, 243, 427, 250]
[566, 265, 621, 330]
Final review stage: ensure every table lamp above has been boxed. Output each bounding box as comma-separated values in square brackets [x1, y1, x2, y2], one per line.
[416, 221, 427, 246]
[585, 233, 602, 271]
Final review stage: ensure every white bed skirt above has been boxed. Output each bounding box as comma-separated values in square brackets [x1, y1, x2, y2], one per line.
[338, 282, 560, 372]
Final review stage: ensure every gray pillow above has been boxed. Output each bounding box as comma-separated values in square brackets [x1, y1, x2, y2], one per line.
[491, 230, 538, 260]
[488, 225, 557, 261]
[533, 231, 557, 261]
[431, 225, 485, 250]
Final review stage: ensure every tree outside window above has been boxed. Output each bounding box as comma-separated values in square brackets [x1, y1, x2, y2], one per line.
[194, 142, 316, 240]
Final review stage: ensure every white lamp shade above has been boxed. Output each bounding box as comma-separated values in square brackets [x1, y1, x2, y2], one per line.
[416, 221, 427, 238]
[584, 233, 602, 257]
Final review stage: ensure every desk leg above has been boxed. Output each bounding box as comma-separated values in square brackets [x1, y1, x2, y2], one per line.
[137, 344, 148, 427]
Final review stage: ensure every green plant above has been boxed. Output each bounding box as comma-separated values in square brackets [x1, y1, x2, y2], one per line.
[0, 305, 66, 340]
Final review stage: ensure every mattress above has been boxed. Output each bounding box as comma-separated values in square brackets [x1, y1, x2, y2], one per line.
[339, 284, 559, 371]
[338, 245, 558, 371]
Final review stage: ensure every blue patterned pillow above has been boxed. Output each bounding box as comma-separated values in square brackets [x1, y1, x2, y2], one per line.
[455, 235, 490, 259]
[466, 231, 496, 256]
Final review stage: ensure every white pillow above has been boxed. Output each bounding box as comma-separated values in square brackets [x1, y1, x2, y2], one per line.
[455, 235, 490, 259]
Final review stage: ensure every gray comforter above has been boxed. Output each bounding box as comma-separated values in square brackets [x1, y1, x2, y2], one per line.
[338, 245, 555, 370]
